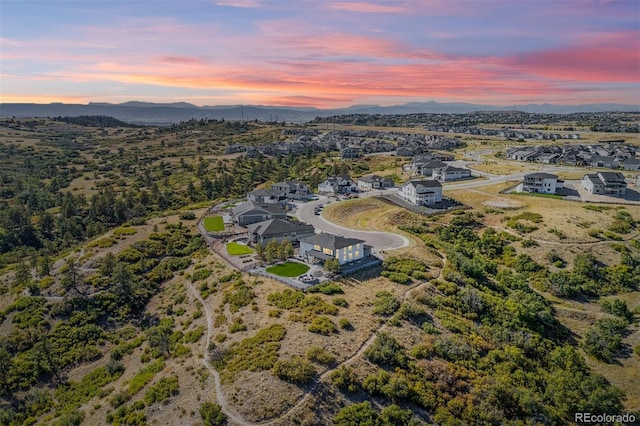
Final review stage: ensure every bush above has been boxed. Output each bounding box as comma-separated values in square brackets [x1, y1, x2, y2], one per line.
[143, 377, 179, 405]
[373, 291, 401, 316]
[332, 297, 349, 307]
[192, 269, 212, 282]
[229, 318, 247, 333]
[308, 316, 337, 335]
[581, 317, 628, 362]
[334, 401, 379, 425]
[199, 402, 227, 426]
[364, 332, 406, 367]
[601, 299, 633, 323]
[306, 346, 336, 365]
[338, 318, 352, 329]
[308, 282, 343, 294]
[272, 356, 315, 384]
[329, 365, 359, 392]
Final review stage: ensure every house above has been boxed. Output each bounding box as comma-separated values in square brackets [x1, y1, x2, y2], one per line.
[232, 201, 287, 226]
[318, 175, 357, 194]
[413, 159, 446, 177]
[357, 175, 395, 191]
[522, 173, 560, 194]
[582, 173, 627, 196]
[341, 146, 363, 159]
[246, 219, 315, 245]
[396, 147, 414, 157]
[247, 188, 283, 204]
[622, 157, 640, 171]
[399, 180, 443, 205]
[590, 156, 620, 169]
[272, 181, 310, 201]
[299, 233, 368, 265]
[433, 165, 472, 182]
[224, 144, 246, 154]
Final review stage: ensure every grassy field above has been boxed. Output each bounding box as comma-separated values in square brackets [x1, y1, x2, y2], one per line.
[203, 215, 224, 232]
[266, 261, 310, 277]
[226, 242, 254, 255]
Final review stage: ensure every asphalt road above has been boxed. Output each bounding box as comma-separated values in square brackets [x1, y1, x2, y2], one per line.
[295, 195, 410, 252]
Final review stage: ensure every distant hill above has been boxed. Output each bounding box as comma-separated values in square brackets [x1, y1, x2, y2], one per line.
[1, 101, 637, 125]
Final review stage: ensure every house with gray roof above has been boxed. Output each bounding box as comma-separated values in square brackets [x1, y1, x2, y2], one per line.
[247, 188, 284, 204]
[582, 172, 627, 195]
[232, 201, 287, 226]
[622, 157, 640, 171]
[246, 219, 315, 245]
[318, 175, 357, 194]
[299, 233, 369, 265]
[399, 180, 443, 205]
[433, 165, 472, 182]
[357, 174, 394, 191]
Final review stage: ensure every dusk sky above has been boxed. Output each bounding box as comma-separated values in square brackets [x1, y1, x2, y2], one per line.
[1, 0, 639, 108]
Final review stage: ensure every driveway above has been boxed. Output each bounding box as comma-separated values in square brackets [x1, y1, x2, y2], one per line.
[295, 195, 409, 252]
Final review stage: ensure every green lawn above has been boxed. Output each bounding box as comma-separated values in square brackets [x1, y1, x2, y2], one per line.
[266, 261, 310, 277]
[226, 242, 254, 256]
[203, 216, 224, 232]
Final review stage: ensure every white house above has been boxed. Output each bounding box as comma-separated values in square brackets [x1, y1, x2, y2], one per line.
[432, 165, 472, 182]
[582, 172, 627, 195]
[522, 173, 561, 194]
[398, 180, 443, 205]
[357, 174, 394, 191]
[299, 233, 367, 265]
[318, 175, 357, 194]
[272, 181, 310, 200]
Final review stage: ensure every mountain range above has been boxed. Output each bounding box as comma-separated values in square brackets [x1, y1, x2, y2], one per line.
[1, 101, 638, 125]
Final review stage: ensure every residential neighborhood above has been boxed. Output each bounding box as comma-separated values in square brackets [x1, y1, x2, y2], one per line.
[505, 141, 638, 168]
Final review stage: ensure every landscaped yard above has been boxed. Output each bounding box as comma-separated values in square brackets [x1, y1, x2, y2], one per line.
[266, 261, 310, 277]
[226, 242, 254, 255]
[203, 215, 224, 232]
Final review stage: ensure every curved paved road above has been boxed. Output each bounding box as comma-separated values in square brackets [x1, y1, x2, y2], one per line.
[295, 196, 409, 252]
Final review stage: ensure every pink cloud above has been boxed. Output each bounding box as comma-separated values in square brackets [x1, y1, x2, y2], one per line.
[505, 31, 640, 82]
[327, 1, 408, 13]
[214, 0, 262, 7]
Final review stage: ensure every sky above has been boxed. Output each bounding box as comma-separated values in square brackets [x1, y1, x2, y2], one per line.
[1, 0, 639, 108]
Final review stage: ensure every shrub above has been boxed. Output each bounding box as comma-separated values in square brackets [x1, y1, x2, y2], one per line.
[308, 316, 337, 335]
[581, 317, 628, 362]
[332, 297, 349, 307]
[192, 269, 212, 282]
[373, 291, 401, 316]
[306, 346, 336, 365]
[229, 318, 247, 333]
[143, 377, 179, 405]
[308, 282, 343, 294]
[272, 356, 315, 384]
[334, 401, 379, 425]
[199, 402, 227, 426]
[179, 212, 196, 220]
[329, 365, 359, 392]
[364, 332, 406, 367]
[601, 299, 633, 323]
[338, 318, 352, 329]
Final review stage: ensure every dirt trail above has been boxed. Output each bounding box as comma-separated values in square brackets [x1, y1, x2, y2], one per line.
[184, 254, 447, 426]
